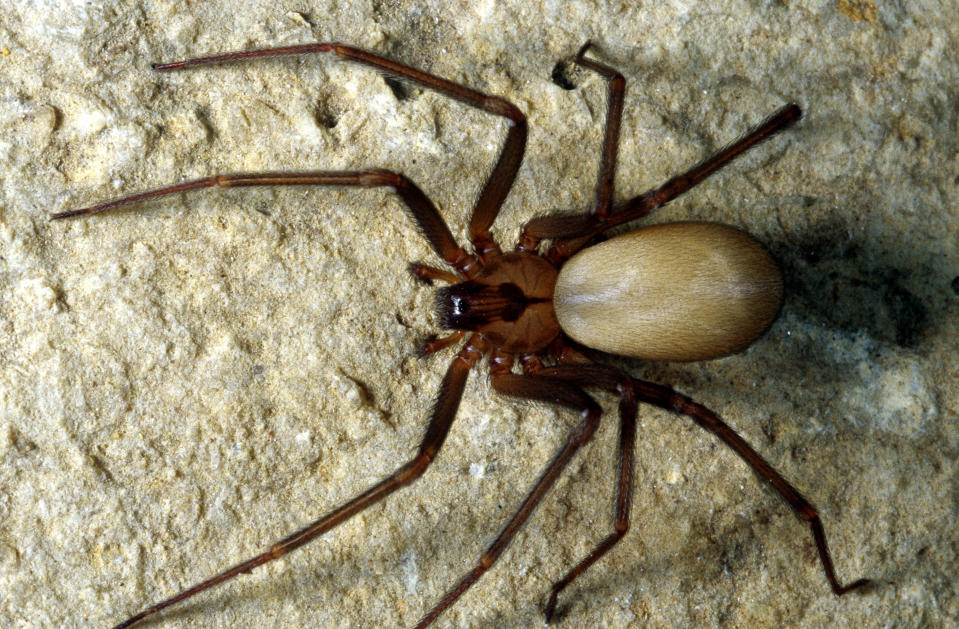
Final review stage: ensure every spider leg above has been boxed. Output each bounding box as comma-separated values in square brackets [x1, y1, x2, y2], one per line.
[574, 42, 625, 222]
[52, 170, 484, 276]
[418, 331, 466, 357]
[408, 262, 461, 284]
[517, 42, 624, 254]
[534, 364, 638, 622]
[415, 372, 603, 628]
[151, 42, 526, 261]
[520, 56, 800, 260]
[595, 103, 801, 235]
[109, 334, 488, 629]
[630, 377, 870, 596]
[558, 104, 799, 258]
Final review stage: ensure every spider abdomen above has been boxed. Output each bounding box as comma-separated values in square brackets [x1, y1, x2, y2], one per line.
[554, 221, 783, 361]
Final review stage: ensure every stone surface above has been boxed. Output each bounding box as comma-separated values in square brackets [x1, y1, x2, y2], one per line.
[1, 1, 957, 628]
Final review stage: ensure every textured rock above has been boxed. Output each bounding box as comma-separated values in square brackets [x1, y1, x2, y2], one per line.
[1, 2, 956, 628]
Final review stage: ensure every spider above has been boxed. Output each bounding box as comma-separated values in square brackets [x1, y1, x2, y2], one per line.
[52, 41, 870, 628]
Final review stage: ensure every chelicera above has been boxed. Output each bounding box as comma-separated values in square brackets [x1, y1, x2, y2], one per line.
[53, 42, 870, 628]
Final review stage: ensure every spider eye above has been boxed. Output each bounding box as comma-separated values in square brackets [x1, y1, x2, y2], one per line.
[450, 295, 470, 316]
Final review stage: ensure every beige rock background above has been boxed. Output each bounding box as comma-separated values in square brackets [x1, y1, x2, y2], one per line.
[1, 1, 957, 628]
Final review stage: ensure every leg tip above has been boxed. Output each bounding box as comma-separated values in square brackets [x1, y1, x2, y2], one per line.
[836, 578, 872, 595]
[152, 60, 186, 71]
[417, 336, 438, 357]
[544, 591, 562, 624]
[50, 208, 90, 220]
[407, 263, 434, 285]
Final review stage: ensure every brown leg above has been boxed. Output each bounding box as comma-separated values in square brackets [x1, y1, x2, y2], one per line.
[535, 364, 637, 622]
[599, 104, 801, 232]
[524, 102, 801, 259]
[415, 373, 603, 628]
[52, 170, 483, 276]
[409, 262, 461, 284]
[516, 43, 624, 254]
[574, 42, 625, 222]
[152, 42, 527, 261]
[631, 377, 870, 596]
[418, 331, 465, 356]
[110, 334, 489, 629]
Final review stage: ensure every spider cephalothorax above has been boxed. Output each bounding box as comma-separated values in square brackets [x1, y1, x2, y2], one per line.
[436, 252, 559, 352]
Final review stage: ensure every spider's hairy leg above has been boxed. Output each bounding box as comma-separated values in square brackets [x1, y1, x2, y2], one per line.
[52, 170, 484, 276]
[416, 369, 604, 627]
[535, 363, 638, 621]
[418, 331, 466, 357]
[152, 42, 527, 262]
[409, 262, 461, 285]
[572, 42, 626, 222]
[109, 335, 489, 629]
[524, 101, 801, 260]
[631, 378, 871, 596]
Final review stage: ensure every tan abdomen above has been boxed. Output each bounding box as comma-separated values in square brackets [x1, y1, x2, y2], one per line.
[554, 222, 783, 361]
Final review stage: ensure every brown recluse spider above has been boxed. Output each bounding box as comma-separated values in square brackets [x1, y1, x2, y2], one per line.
[52, 41, 871, 628]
